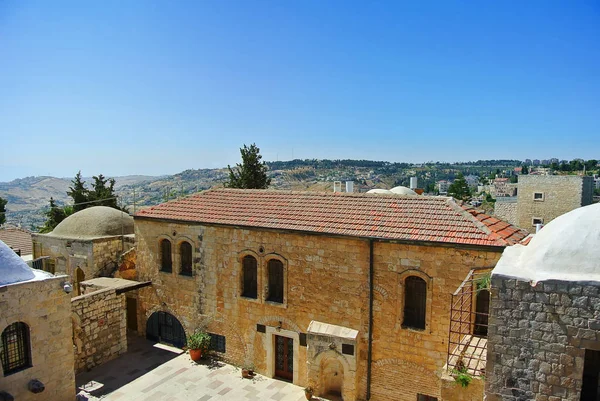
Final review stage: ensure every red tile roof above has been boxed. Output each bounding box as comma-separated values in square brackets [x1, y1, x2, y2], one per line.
[0, 226, 33, 256]
[135, 189, 529, 247]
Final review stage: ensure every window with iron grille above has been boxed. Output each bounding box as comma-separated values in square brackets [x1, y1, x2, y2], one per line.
[160, 239, 172, 272]
[180, 241, 193, 276]
[242, 256, 258, 298]
[209, 333, 226, 353]
[1, 322, 32, 376]
[267, 259, 284, 303]
[403, 276, 427, 330]
[417, 394, 437, 401]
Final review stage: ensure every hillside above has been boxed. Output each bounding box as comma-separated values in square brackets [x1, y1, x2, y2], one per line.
[0, 159, 527, 231]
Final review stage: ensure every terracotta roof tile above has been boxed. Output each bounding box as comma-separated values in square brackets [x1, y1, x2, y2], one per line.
[0, 226, 33, 256]
[135, 189, 529, 247]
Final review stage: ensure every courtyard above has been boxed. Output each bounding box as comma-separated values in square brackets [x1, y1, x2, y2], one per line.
[76, 337, 333, 401]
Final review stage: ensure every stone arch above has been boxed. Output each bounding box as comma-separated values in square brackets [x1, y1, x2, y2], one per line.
[75, 267, 85, 296]
[312, 349, 352, 400]
[146, 310, 186, 348]
[396, 269, 434, 332]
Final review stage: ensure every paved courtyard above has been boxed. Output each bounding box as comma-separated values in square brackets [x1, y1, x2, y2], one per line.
[76, 337, 331, 401]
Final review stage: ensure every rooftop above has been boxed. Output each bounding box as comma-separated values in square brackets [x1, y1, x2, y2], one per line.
[135, 189, 528, 247]
[0, 226, 33, 256]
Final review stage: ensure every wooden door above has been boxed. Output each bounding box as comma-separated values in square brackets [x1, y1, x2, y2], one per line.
[275, 335, 293, 381]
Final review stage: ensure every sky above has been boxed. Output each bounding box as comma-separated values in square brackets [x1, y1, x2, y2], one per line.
[0, 1, 599, 182]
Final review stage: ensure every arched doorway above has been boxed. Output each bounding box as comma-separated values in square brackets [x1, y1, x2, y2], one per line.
[75, 268, 85, 296]
[474, 289, 490, 337]
[146, 311, 186, 348]
[320, 358, 344, 400]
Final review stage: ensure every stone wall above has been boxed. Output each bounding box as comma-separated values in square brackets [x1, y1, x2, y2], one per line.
[516, 175, 593, 230]
[494, 198, 518, 226]
[486, 275, 600, 400]
[72, 287, 127, 373]
[0, 275, 75, 401]
[135, 218, 503, 401]
[92, 235, 135, 277]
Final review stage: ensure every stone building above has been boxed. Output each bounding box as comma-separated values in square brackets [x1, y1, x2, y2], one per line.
[0, 240, 75, 400]
[492, 178, 517, 198]
[133, 188, 527, 401]
[0, 226, 33, 259]
[516, 175, 593, 230]
[486, 202, 600, 400]
[32, 206, 135, 295]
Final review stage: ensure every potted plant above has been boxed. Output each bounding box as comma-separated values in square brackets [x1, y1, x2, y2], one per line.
[304, 386, 314, 400]
[187, 331, 211, 362]
[241, 363, 255, 378]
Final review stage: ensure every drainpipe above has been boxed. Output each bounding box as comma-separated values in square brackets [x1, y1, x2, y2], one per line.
[367, 239, 374, 399]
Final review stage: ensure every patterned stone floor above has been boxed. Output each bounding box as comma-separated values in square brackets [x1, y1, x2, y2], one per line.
[76, 337, 331, 401]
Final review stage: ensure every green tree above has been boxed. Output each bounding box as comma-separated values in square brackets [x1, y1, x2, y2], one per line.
[521, 165, 529, 175]
[40, 197, 71, 233]
[88, 174, 119, 208]
[0, 196, 7, 226]
[447, 173, 472, 202]
[67, 171, 89, 212]
[225, 143, 271, 189]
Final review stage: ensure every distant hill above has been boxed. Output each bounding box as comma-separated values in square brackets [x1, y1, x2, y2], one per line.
[0, 159, 526, 231]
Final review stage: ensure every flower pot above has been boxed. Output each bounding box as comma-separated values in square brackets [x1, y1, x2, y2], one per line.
[304, 391, 313, 400]
[189, 348, 203, 362]
[242, 368, 251, 378]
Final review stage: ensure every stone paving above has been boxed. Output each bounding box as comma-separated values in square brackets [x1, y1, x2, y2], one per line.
[76, 337, 330, 401]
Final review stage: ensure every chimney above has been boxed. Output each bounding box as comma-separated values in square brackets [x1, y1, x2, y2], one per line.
[345, 181, 354, 193]
[410, 177, 418, 190]
[333, 181, 342, 193]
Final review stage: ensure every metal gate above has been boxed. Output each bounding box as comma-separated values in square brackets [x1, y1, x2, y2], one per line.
[146, 311, 186, 348]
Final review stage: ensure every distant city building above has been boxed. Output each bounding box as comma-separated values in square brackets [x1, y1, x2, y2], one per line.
[524, 159, 532, 165]
[437, 180, 451, 194]
[464, 175, 480, 190]
[533, 159, 541, 165]
[550, 158, 559, 164]
[492, 178, 517, 197]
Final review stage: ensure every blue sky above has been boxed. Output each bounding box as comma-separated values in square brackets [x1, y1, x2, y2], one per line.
[0, 1, 598, 181]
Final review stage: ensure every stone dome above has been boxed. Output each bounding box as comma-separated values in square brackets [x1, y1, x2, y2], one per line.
[390, 186, 418, 196]
[494, 203, 600, 282]
[50, 206, 134, 238]
[366, 189, 394, 195]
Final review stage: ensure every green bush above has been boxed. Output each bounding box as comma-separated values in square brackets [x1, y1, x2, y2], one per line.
[188, 331, 211, 351]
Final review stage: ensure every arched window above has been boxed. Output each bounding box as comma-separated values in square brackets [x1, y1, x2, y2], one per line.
[180, 242, 193, 276]
[403, 276, 427, 330]
[1, 322, 32, 376]
[160, 239, 172, 272]
[267, 259, 284, 303]
[241, 255, 258, 299]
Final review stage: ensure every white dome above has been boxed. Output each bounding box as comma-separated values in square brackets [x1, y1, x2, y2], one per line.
[494, 203, 600, 282]
[0, 240, 36, 286]
[366, 189, 394, 195]
[390, 186, 417, 195]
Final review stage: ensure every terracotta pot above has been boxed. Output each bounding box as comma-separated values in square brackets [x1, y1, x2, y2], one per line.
[304, 390, 313, 400]
[242, 369, 251, 378]
[189, 348, 203, 362]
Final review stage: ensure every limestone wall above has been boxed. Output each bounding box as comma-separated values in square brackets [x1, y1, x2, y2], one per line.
[92, 235, 135, 277]
[32, 234, 94, 277]
[494, 197, 518, 226]
[135, 218, 503, 401]
[486, 276, 600, 400]
[0, 275, 75, 401]
[72, 287, 127, 373]
[516, 175, 593, 230]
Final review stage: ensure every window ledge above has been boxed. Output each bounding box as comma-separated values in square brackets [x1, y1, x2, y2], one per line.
[265, 300, 287, 308]
[240, 295, 260, 303]
[159, 269, 173, 274]
[401, 324, 426, 332]
[178, 273, 194, 279]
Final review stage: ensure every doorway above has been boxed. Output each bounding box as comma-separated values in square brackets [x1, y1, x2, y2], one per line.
[274, 335, 293, 381]
[146, 311, 186, 348]
[474, 289, 490, 337]
[126, 297, 138, 331]
[581, 349, 600, 401]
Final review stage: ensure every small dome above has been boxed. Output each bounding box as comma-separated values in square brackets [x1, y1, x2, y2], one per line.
[366, 189, 394, 195]
[0, 240, 35, 286]
[390, 186, 418, 196]
[51, 206, 134, 238]
[494, 203, 600, 282]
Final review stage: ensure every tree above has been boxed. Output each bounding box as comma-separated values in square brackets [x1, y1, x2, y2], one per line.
[88, 174, 119, 208]
[225, 143, 271, 189]
[67, 171, 89, 212]
[0, 196, 7, 226]
[521, 165, 529, 175]
[39, 197, 71, 233]
[447, 173, 472, 202]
